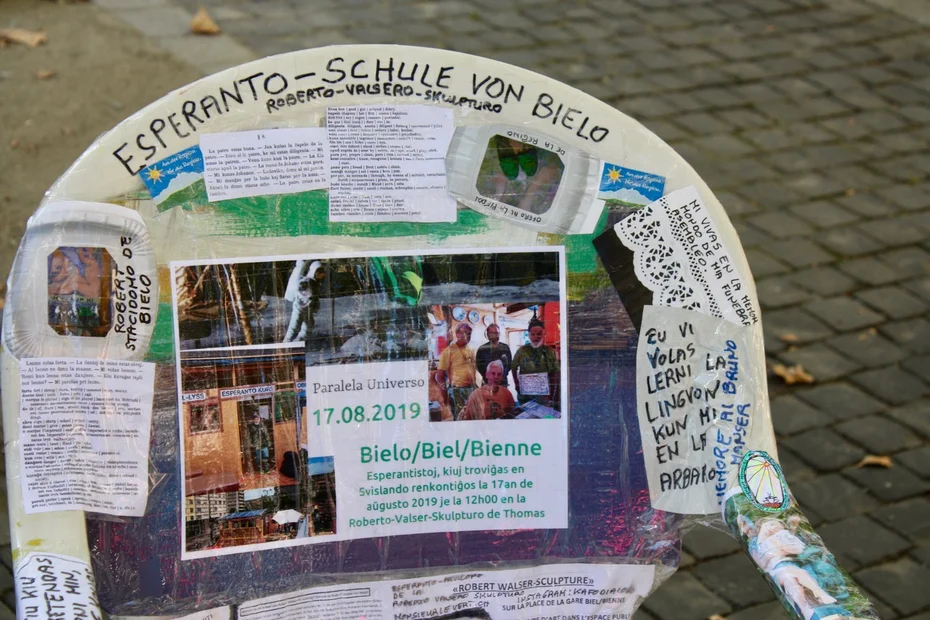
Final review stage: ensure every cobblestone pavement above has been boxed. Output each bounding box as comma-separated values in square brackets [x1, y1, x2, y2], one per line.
[5, 0, 930, 617]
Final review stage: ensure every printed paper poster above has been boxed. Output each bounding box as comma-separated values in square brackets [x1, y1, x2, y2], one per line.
[171, 247, 569, 559]
[18, 358, 155, 516]
[636, 305, 761, 514]
[238, 563, 655, 620]
[327, 104, 457, 223]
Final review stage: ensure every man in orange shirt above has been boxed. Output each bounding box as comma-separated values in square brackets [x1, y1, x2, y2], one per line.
[435, 323, 477, 420]
[460, 361, 515, 421]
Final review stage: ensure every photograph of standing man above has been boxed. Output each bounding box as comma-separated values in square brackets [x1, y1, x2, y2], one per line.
[512, 318, 560, 409]
[284, 259, 325, 343]
[476, 323, 512, 388]
[246, 411, 272, 474]
[435, 323, 477, 420]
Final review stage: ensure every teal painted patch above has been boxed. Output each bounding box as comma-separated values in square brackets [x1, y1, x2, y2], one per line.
[738, 450, 791, 513]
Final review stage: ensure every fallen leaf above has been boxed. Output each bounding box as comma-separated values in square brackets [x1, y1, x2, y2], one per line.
[780, 333, 799, 343]
[772, 363, 815, 385]
[856, 455, 893, 469]
[35, 69, 56, 80]
[60, 126, 75, 136]
[764, 24, 776, 33]
[10, 139, 20, 149]
[845, 188, 856, 197]
[0, 28, 48, 48]
[191, 8, 221, 35]
[708, 615, 727, 620]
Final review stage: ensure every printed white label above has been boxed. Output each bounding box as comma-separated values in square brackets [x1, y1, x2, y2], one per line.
[237, 563, 655, 620]
[614, 186, 759, 326]
[201, 128, 328, 201]
[327, 105, 457, 222]
[637, 306, 759, 514]
[177, 608, 232, 620]
[19, 358, 155, 516]
[517, 372, 549, 396]
[15, 553, 102, 620]
[306, 360, 567, 541]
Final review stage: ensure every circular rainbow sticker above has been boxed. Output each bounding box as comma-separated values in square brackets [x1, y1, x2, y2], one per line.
[738, 451, 791, 512]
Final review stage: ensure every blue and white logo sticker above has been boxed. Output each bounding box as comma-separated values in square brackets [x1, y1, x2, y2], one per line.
[140, 145, 205, 206]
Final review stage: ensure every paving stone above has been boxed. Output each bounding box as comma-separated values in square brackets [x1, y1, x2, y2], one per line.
[835, 198, 898, 224]
[836, 415, 922, 454]
[679, 550, 695, 569]
[887, 399, 930, 439]
[762, 239, 834, 268]
[845, 464, 930, 502]
[852, 366, 929, 405]
[791, 266, 857, 295]
[673, 112, 732, 135]
[904, 277, 930, 303]
[856, 558, 930, 615]
[818, 515, 911, 569]
[856, 287, 929, 319]
[792, 473, 879, 522]
[682, 524, 741, 560]
[797, 382, 885, 420]
[789, 200, 860, 228]
[881, 318, 930, 354]
[860, 217, 930, 249]
[746, 212, 815, 239]
[871, 497, 930, 542]
[778, 343, 863, 382]
[755, 276, 811, 309]
[770, 394, 833, 436]
[775, 445, 817, 484]
[839, 258, 903, 286]
[762, 307, 834, 344]
[691, 553, 775, 607]
[856, 583, 902, 620]
[818, 226, 886, 256]
[692, 134, 756, 157]
[642, 570, 731, 620]
[880, 247, 930, 279]
[784, 427, 866, 472]
[723, 601, 788, 620]
[631, 608, 655, 620]
[804, 297, 885, 332]
[745, 248, 791, 277]
[896, 445, 930, 478]
[826, 330, 908, 368]
[903, 355, 930, 382]
[877, 183, 930, 211]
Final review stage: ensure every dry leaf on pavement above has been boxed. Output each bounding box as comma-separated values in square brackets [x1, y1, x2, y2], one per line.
[191, 8, 221, 35]
[772, 363, 815, 385]
[708, 615, 727, 620]
[779, 333, 799, 343]
[0, 28, 48, 48]
[35, 69, 56, 80]
[856, 455, 893, 469]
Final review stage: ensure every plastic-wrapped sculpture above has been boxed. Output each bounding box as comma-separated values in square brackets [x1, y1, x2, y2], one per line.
[1, 46, 879, 620]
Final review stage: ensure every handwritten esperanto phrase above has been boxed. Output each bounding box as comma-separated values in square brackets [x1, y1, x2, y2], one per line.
[637, 306, 756, 515]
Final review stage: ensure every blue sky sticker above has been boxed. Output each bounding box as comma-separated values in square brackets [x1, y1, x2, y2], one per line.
[140, 145, 204, 204]
[598, 164, 665, 206]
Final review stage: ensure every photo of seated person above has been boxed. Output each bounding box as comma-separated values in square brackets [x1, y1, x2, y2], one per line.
[460, 360, 515, 421]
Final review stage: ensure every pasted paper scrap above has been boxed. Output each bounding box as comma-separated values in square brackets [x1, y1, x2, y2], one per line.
[637, 305, 762, 514]
[19, 358, 155, 516]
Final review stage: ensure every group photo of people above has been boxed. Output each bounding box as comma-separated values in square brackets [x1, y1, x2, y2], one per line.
[425, 301, 564, 422]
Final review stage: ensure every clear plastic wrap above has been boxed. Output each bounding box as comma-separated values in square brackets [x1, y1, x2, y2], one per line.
[1, 45, 878, 620]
